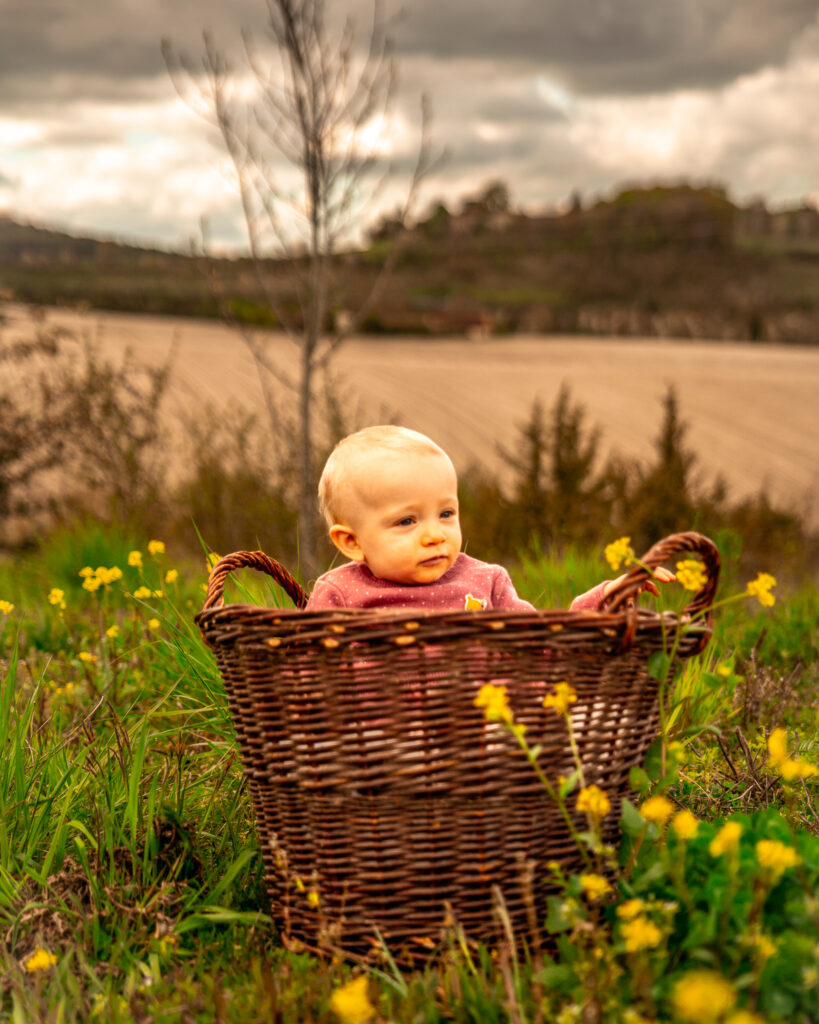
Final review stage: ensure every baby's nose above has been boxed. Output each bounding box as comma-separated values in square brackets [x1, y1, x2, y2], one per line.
[422, 521, 445, 543]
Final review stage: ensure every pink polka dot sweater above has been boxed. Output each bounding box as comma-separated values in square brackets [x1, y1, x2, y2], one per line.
[305, 553, 608, 613]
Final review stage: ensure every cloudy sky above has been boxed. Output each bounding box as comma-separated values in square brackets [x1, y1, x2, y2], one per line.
[1, 0, 818, 252]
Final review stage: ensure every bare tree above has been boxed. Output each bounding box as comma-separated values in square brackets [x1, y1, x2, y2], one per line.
[163, 0, 436, 574]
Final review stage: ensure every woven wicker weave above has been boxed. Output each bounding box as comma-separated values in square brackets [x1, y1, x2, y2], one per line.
[196, 531, 719, 956]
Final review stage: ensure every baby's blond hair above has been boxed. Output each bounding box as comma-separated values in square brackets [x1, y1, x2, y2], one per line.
[318, 425, 450, 526]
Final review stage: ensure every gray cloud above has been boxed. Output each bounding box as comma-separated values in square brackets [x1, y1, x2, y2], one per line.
[395, 0, 819, 93]
[2, 0, 817, 107]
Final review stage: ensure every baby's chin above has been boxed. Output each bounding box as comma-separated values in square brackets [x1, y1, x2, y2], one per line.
[373, 557, 454, 586]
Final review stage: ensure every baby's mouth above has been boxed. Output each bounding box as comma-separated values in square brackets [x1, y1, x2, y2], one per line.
[419, 554, 447, 566]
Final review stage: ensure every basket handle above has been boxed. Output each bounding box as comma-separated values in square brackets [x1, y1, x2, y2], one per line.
[201, 551, 309, 611]
[601, 531, 720, 619]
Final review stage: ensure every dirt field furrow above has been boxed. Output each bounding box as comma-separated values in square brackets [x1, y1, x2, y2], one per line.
[4, 304, 818, 525]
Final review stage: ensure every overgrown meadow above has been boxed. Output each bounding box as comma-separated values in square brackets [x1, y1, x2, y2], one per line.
[0, 523, 817, 1023]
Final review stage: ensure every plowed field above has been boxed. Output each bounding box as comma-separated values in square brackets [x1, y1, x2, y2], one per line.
[5, 303, 818, 525]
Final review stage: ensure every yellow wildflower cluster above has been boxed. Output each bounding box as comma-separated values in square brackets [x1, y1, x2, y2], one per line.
[671, 969, 735, 1021]
[578, 873, 612, 901]
[78, 651, 97, 663]
[105, 624, 119, 639]
[542, 681, 578, 715]
[671, 809, 700, 841]
[80, 566, 123, 592]
[749, 932, 777, 963]
[133, 586, 153, 600]
[755, 839, 800, 877]
[767, 728, 818, 781]
[675, 559, 707, 592]
[206, 552, 221, 570]
[53, 682, 75, 698]
[640, 794, 675, 825]
[148, 618, 161, 631]
[576, 785, 610, 820]
[616, 898, 645, 920]
[128, 550, 143, 568]
[621, 915, 662, 953]
[709, 821, 743, 858]
[0, 599, 14, 615]
[24, 947, 58, 972]
[165, 569, 179, 584]
[147, 539, 165, 556]
[474, 683, 513, 724]
[605, 536, 635, 572]
[725, 1011, 766, 1024]
[48, 587, 66, 610]
[746, 572, 776, 607]
[330, 975, 375, 1024]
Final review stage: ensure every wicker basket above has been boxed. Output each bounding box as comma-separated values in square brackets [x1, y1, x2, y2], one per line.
[196, 531, 719, 956]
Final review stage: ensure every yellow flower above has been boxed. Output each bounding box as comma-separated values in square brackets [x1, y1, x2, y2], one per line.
[716, 663, 732, 678]
[24, 947, 58, 972]
[78, 651, 97, 663]
[307, 889, 320, 908]
[622, 915, 662, 953]
[768, 728, 818, 779]
[330, 975, 375, 1024]
[675, 559, 707, 591]
[164, 569, 179, 584]
[105, 624, 119, 639]
[725, 1012, 766, 1024]
[671, 970, 735, 1022]
[578, 873, 612, 901]
[605, 536, 635, 571]
[671, 809, 700, 841]
[751, 933, 777, 962]
[148, 539, 165, 556]
[148, 618, 161, 631]
[153, 589, 164, 598]
[709, 821, 743, 858]
[576, 785, 611, 820]
[746, 572, 776, 607]
[206, 552, 221, 570]
[92, 566, 122, 587]
[474, 683, 513, 724]
[0, 599, 14, 615]
[128, 550, 143, 568]
[616, 898, 646, 920]
[48, 587, 66, 608]
[780, 757, 818, 780]
[640, 795, 675, 825]
[543, 681, 578, 715]
[82, 576, 101, 592]
[756, 839, 800, 877]
[133, 585, 152, 600]
[78, 566, 95, 578]
[768, 728, 788, 767]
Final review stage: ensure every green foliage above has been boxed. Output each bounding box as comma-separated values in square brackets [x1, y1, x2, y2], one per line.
[0, 523, 816, 1022]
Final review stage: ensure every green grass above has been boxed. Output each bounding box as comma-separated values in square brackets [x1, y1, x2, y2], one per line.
[0, 522, 817, 1022]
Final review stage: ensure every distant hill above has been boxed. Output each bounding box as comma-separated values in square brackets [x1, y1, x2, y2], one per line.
[2, 183, 818, 343]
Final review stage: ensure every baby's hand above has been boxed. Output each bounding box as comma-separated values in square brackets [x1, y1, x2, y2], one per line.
[642, 565, 676, 597]
[604, 565, 676, 598]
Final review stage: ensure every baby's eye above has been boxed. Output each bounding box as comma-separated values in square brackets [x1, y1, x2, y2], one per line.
[396, 516, 415, 527]
[440, 509, 456, 520]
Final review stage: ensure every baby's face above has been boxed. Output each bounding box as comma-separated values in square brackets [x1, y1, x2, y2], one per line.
[338, 449, 462, 585]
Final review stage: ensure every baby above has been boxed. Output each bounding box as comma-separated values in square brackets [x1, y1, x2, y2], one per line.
[306, 425, 637, 612]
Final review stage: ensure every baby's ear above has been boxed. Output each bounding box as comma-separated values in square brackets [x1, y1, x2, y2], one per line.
[328, 524, 365, 562]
